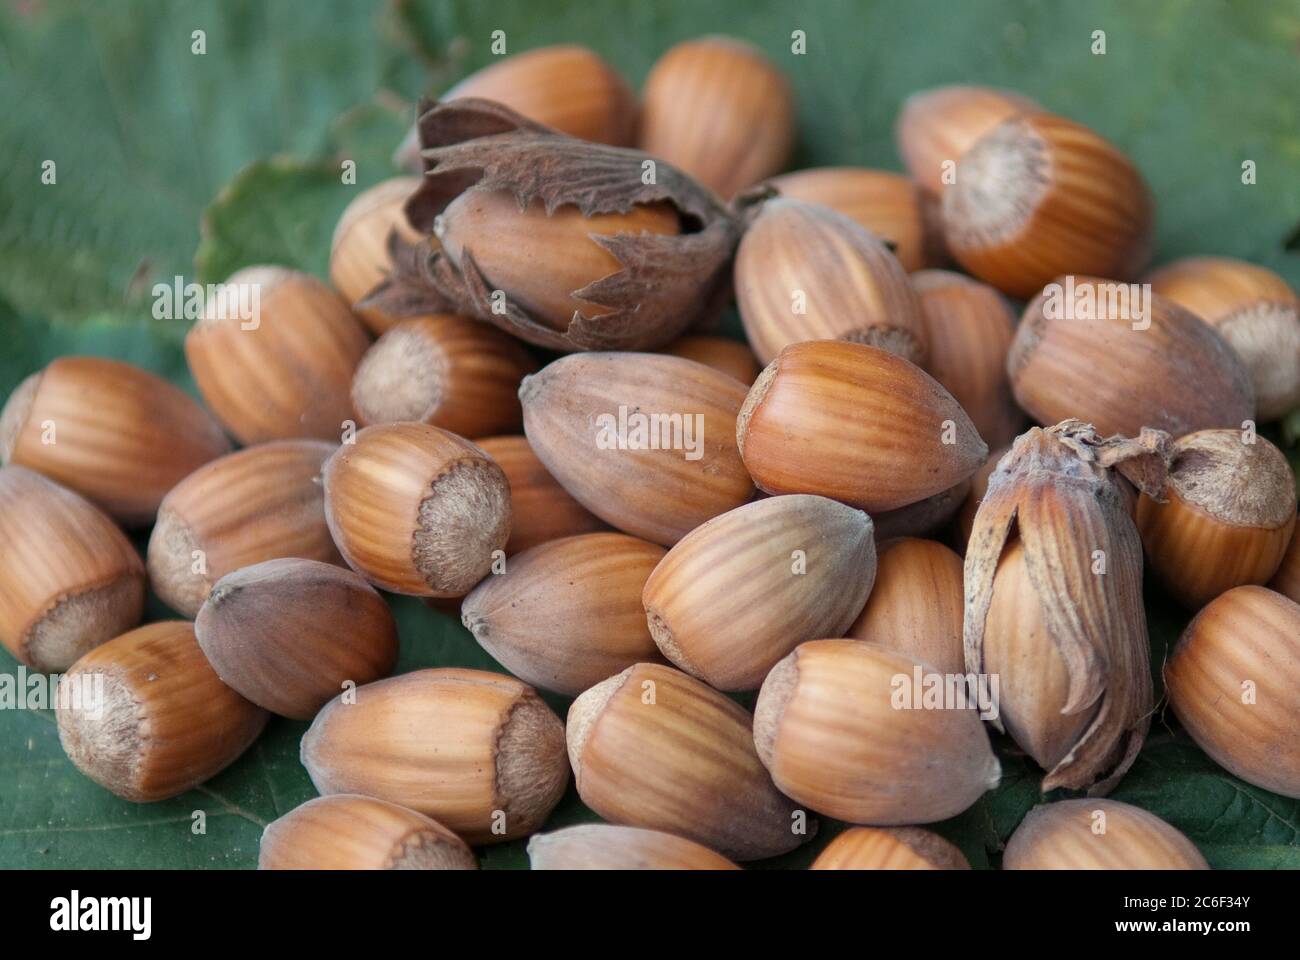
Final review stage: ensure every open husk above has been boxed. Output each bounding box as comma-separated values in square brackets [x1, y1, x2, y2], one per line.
[964, 420, 1171, 793]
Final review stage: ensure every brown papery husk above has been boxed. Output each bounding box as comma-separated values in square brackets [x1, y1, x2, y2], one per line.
[964, 419, 1171, 794]
[362, 98, 739, 352]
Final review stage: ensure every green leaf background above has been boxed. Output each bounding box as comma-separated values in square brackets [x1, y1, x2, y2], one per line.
[1, 0, 1298, 869]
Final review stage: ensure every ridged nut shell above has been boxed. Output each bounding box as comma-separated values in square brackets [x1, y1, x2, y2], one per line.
[1003, 799, 1208, 869]
[527, 824, 739, 870]
[638, 36, 794, 198]
[322, 422, 511, 597]
[642, 495, 876, 691]
[735, 197, 928, 366]
[351, 314, 537, 437]
[896, 85, 1040, 195]
[753, 639, 1000, 824]
[811, 826, 971, 870]
[1165, 585, 1300, 798]
[196, 558, 399, 720]
[982, 539, 1099, 770]
[395, 44, 636, 170]
[1147, 256, 1300, 420]
[301, 668, 569, 843]
[0, 357, 231, 525]
[737, 340, 987, 511]
[147, 439, 341, 618]
[329, 177, 425, 334]
[847, 537, 964, 675]
[259, 795, 477, 870]
[0, 466, 145, 672]
[913, 269, 1022, 449]
[1137, 431, 1296, 608]
[941, 113, 1154, 298]
[768, 167, 946, 271]
[462, 532, 666, 695]
[1269, 518, 1300, 604]
[662, 335, 761, 384]
[567, 662, 811, 860]
[186, 266, 371, 445]
[1009, 278, 1255, 438]
[474, 435, 608, 554]
[520, 352, 754, 546]
[436, 190, 680, 333]
[56, 621, 269, 802]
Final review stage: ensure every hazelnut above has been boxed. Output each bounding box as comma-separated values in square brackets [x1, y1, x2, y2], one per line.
[0, 466, 145, 672]
[811, 826, 971, 870]
[1004, 799, 1208, 870]
[735, 197, 928, 367]
[1009, 278, 1254, 438]
[147, 439, 341, 618]
[767, 167, 947, 271]
[301, 668, 569, 843]
[461, 532, 667, 695]
[1147, 256, 1300, 420]
[941, 114, 1154, 298]
[754, 640, 1001, 824]
[846, 537, 964, 675]
[642, 494, 876, 691]
[56, 621, 268, 802]
[736, 340, 987, 512]
[329, 177, 424, 335]
[1165, 585, 1300, 798]
[567, 662, 811, 861]
[1137, 430, 1296, 608]
[638, 36, 794, 198]
[322, 422, 512, 597]
[896, 84, 1040, 195]
[528, 824, 738, 870]
[259, 795, 477, 871]
[912, 269, 1023, 449]
[0, 356, 230, 525]
[186, 266, 371, 445]
[520, 352, 753, 546]
[473, 435, 608, 554]
[395, 44, 636, 171]
[196, 558, 399, 720]
[351, 314, 537, 437]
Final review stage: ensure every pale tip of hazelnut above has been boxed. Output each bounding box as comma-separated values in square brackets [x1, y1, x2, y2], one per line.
[494, 693, 570, 835]
[751, 650, 799, 769]
[27, 577, 146, 674]
[352, 324, 445, 426]
[941, 116, 1049, 246]
[644, 607, 703, 678]
[0, 370, 41, 463]
[56, 669, 145, 801]
[389, 828, 479, 870]
[413, 459, 512, 596]
[146, 507, 210, 618]
[565, 666, 635, 785]
[736, 357, 778, 456]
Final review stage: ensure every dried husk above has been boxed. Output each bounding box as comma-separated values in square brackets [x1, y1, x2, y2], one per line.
[964, 419, 1171, 793]
[364, 98, 739, 353]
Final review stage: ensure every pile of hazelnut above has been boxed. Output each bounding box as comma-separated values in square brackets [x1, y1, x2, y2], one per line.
[2, 37, 1297, 871]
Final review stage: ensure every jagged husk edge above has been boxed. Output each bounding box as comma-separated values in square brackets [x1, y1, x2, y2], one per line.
[964, 419, 1171, 794]
[362, 98, 739, 352]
